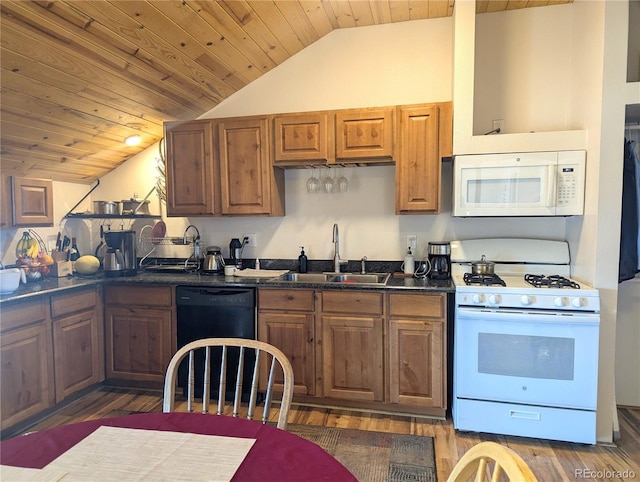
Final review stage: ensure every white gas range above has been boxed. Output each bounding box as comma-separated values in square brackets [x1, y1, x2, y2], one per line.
[451, 238, 600, 445]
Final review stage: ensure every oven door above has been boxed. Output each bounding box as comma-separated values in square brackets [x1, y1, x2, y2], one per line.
[455, 307, 599, 410]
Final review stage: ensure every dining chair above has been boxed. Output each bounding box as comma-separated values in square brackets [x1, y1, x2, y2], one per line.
[163, 337, 294, 429]
[447, 441, 539, 482]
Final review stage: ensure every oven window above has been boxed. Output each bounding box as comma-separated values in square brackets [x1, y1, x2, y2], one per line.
[477, 333, 575, 380]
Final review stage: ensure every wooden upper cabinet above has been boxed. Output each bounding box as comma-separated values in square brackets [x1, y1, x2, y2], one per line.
[218, 117, 284, 216]
[336, 107, 394, 162]
[1, 175, 12, 229]
[164, 120, 216, 216]
[273, 113, 335, 165]
[10, 176, 54, 226]
[395, 102, 452, 214]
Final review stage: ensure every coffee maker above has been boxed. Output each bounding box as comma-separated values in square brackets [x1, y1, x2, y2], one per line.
[427, 242, 451, 280]
[103, 230, 137, 277]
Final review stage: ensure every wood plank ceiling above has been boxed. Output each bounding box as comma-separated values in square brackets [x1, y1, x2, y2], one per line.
[0, 1, 571, 184]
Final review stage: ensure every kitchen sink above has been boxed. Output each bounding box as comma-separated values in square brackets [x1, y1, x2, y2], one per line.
[278, 273, 334, 282]
[330, 273, 390, 284]
[269, 272, 390, 285]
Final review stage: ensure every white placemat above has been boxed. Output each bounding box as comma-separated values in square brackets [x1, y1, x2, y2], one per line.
[1, 465, 68, 481]
[43, 426, 255, 481]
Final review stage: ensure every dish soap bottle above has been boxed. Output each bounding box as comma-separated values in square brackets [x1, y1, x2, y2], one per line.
[298, 247, 308, 273]
[403, 247, 415, 275]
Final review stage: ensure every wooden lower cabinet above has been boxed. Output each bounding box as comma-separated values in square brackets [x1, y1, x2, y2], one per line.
[320, 291, 384, 402]
[256, 288, 448, 416]
[1, 286, 104, 431]
[0, 298, 54, 430]
[257, 289, 315, 395]
[104, 285, 174, 384]
[388, 292, 447, 410]
[51, 287, 104, 402]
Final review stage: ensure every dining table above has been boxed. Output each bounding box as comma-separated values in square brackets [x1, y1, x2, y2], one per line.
[0, 412, 357, 481]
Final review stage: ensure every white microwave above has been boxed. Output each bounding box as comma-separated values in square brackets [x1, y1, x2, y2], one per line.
[452, 150, 586, 217]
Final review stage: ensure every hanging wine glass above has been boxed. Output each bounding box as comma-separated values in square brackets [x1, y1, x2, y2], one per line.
[306, 168, 320, 193]
[322, 168, 335, 193]
[337, 167, 349, 193]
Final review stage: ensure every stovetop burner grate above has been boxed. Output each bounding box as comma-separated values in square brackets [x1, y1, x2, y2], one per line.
[524, 274, 580, 289]
[463, 272, 506, 286]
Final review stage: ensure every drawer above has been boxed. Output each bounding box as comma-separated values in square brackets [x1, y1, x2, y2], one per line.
[388, 293, 445, 319]
[105, 285, 173, 307]
[51, 287, 98, 318]
[454, 398, 596, 444]
[0, 297, 47, 333]
[321, 291, 383, 316]
[259, 289, 315, 312]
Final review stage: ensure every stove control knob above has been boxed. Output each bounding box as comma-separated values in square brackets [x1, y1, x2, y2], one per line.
[488, 294, 500, 305]
[571, 297, 584, 308]
[520, 295, 533, 305]
[471, 294, 484, 304]
[554, 297, 566, 307]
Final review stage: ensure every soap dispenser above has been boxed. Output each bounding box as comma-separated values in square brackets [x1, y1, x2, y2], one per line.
[298, 247, 308, 273]
[403, 247, 415, 275]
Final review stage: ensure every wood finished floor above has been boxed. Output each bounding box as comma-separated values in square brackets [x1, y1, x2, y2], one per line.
[8, 386, 640, 482]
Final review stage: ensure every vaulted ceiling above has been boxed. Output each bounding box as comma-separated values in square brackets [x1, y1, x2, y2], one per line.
[1, 1, 572, 184]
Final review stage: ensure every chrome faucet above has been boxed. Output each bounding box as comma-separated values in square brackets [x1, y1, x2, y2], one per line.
[332, 223, 347, 273]
[361, 256, 367, 274]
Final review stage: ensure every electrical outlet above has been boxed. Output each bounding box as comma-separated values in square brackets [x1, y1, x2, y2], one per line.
[243, 233, 257, 247]
[407, 234, 417, 252]
[492, 119, 504, 133]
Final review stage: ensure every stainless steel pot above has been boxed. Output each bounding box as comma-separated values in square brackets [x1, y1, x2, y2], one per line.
[93, 201, 120, 215]
[202, 246, 225, 273]
[471, 255, 495, 275]
[121, 199, 150, 215]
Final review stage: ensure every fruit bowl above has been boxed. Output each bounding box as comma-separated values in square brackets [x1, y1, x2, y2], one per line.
[20, 264, 51, 281]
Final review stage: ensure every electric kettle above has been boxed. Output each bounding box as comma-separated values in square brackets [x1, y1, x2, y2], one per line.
[202, 246, 225, 274]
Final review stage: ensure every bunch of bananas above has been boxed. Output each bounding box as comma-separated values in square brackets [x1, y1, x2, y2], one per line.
[15, 231, 39, 259]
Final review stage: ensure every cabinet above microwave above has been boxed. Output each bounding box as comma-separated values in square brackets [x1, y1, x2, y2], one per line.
[452, 150, 586, 217]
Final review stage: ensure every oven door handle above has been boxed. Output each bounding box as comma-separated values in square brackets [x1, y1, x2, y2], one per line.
[456, 307, 600, 325]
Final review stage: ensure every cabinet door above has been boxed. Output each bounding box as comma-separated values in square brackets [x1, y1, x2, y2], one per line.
[258, 312, 315, 395]
[396, 104, 441, 213]
[53, 310, 102, 402]
[273, 113, 334, 165]
[218, 117, 273, 215]
[105, 306, 173, 383]
[11, 176, 54, 226]
[388, 319, 445, 408]
[0, 322, 54, 430]
[164, 120, 216, 216]
[321, 315, 384, 401]
[336, 107, 394, 162]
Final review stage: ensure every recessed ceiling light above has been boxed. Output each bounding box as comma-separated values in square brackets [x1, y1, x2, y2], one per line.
[125, 135, 141, 146]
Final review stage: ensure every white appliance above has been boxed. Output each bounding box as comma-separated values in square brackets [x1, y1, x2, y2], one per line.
[452, 150, 586, 217]
[451, 238, 600, 444]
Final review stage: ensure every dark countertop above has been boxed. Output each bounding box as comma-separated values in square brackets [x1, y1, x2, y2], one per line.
[0, 260, 454, 304]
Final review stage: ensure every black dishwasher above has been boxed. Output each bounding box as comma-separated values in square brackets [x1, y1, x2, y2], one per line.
[176, 286, 256, 399]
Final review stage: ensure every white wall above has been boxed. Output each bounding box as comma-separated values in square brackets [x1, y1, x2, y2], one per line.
[473, 5, 576, 135]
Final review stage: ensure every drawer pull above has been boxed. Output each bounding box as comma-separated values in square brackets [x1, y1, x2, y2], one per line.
[509, 410, 541, 421]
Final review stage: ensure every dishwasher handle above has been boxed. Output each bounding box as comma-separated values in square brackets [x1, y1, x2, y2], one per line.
[176, 286, 255, 308]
